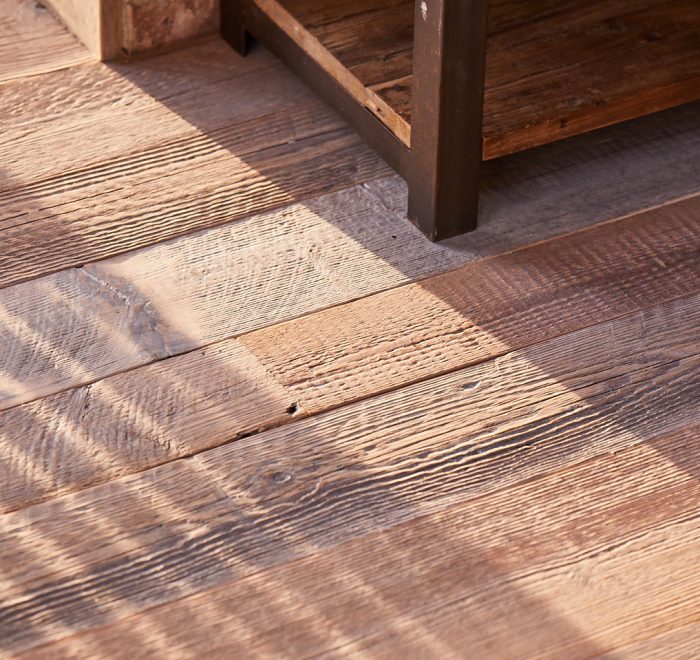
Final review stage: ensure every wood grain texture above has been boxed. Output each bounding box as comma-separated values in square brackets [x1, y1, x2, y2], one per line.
[122, 0, 218, 55]
[3, 209, 697, 511]
[4, 99, 700, 413]
[608, 621, 700, 659]
[0, 0, 92, 84]
[43, 0, 102, 56]
[4, 10, 699, 656]
[0, 338, 296, 514]
[279, 0, 700, 156]
[20, 424, 698, 659]
[0, 39, 389, 289]
[1, 40, 277, 186]
[240, 195, 700, 413]
[3, 181, 698, 414]
[0, 291, 697, 652]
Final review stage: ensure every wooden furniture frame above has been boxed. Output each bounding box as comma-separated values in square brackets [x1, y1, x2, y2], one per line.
[221, 0, 700, 240]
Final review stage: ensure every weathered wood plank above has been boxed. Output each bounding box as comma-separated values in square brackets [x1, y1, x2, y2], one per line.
[0, 0, 92, 84]
[0, 40, 281, 187]
[0, 298, 696, 654]
[3, 285, 697, 515]
[240, 195, 700, 413]
[0, 39, 390, 288]
[0, 122, 386, 289]
[3, 181, 698, 414]
[607, 621, 700, 659]
[0, 338, 296, 514]
[19, 423, 698, 659]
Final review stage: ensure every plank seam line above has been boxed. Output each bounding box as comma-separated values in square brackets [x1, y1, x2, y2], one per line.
[20, 424, 699, 657]
[4, 263, 697, 420]
[5, 312, 697, 516]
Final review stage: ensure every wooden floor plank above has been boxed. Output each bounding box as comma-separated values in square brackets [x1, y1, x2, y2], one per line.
[0, 40, 389, 289]
[0, 338, 297, 514]
[0, 0, 92, 85]
[3, 149, 699, 412]
[3, 9, 698, 656]
[608, 621, 700, 659]
[0, 124, 385, 289]
[240, 195, 700, 413]
[19, 423, 698, 659]
[0, 295, 696, 653]
[1, 40, 282, 188]
[2, 195, 698, 511]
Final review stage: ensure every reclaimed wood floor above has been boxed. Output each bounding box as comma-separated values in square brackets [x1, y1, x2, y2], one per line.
[1, 2, 699, 657]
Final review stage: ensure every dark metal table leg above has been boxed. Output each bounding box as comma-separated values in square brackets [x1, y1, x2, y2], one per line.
[408, 0, 489, 241]
[221, 0, 251, 55]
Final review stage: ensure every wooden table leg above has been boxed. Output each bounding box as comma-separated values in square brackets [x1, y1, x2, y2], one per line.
[408, 0, 489, 240]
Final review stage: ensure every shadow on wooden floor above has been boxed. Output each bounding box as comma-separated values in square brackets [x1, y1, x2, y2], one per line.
[1, 38, 699, 656]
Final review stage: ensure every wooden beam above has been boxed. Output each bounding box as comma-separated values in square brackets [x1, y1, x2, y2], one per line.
[43, 0, 219, 60]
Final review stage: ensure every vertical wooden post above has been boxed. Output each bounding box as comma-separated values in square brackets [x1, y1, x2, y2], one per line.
[221, 0, 251, 55]
[408, 0, 489, 241]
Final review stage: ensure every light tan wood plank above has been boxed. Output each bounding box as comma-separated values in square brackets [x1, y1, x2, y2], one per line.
[607, 621, 700, 659]
[3, 284, 696, 515]
[0, 0, 92, 85]
[3, 179, 698, 413]
[240, 195, 700, 413]
[20, 423, 698, 659]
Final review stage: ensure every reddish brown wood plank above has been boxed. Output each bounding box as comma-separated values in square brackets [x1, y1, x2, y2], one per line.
[0, 296, 697, 653]
[2, 194, 698, 513]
